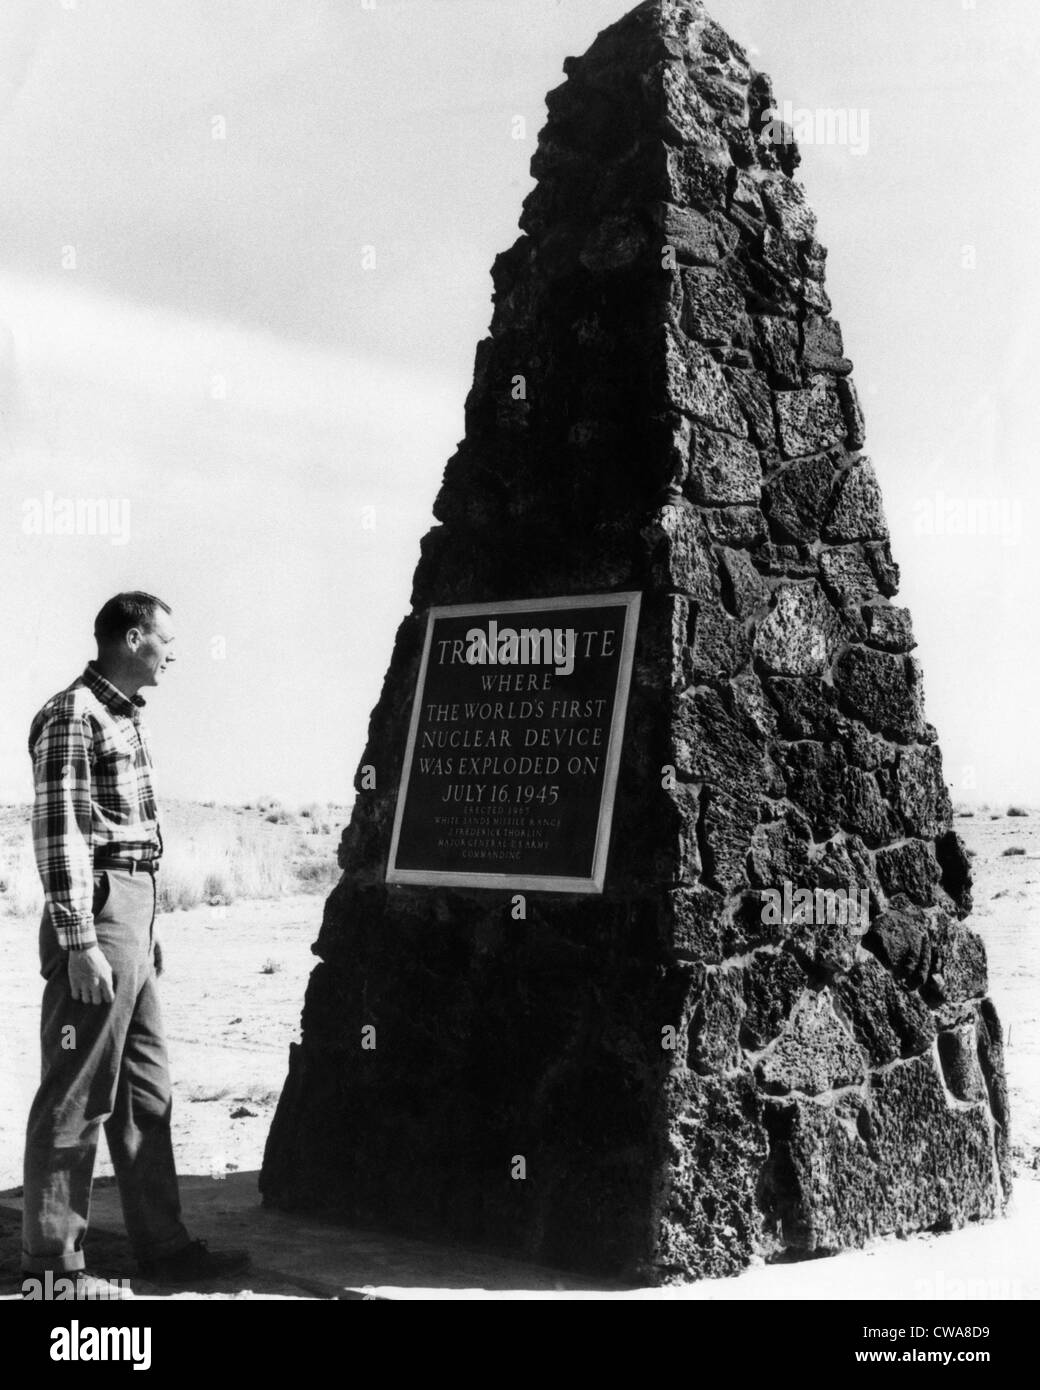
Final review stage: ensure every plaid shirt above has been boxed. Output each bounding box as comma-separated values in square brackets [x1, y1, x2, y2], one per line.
[29, 663, 162, 949]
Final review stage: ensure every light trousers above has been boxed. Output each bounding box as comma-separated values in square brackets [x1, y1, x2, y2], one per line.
[22, 867, 189, 1273]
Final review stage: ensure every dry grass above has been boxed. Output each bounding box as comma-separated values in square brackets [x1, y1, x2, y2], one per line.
[156, 813, 293, 911]
[0, 799, 350, 919]
[0, 829, 42, 917]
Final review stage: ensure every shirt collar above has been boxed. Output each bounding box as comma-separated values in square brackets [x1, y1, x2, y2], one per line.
[83, 662, 146, 717]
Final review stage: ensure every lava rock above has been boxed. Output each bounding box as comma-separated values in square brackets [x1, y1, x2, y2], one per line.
[774, 377, 847, 458]
[824, 459, 889, 541]
[687, 427, 762, 504]
[864, 605, 916, 652]
[763, 453, 840, 542]
[756, 992, 866, 1096]
[754, 583, 843, 676]
[875, 840, 941, 907]
[832, 647, 925, 741]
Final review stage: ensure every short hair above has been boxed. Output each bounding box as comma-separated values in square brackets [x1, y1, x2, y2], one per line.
[94, 592, 172, 646]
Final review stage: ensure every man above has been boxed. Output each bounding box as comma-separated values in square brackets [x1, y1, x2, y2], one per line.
[22, 591, 249, 1296]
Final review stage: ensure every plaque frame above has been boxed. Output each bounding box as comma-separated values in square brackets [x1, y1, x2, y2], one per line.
[385, 591, 642, 894]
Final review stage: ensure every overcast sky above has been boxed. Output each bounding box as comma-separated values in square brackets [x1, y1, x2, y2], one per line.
[1, 0, 1037, 806]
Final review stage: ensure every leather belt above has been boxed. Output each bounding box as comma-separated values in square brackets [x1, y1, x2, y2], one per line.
[93, 857, 159, 876]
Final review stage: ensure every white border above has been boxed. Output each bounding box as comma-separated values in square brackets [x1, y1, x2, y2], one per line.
[385, 591, 642, 894]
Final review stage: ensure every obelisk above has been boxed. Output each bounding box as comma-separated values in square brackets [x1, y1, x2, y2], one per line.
[261, 0, 1009, 1281]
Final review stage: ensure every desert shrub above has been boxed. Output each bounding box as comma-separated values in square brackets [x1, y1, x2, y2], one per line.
[1002, 847, 1026, 858]
[1, 800, 323, 918]
[0, 837, 44, 918]
[155, 815, 294, 913]
[202, 869, 233, 905]
[299, 802, 333, 834]
[156, 871, 202, 913]
[296, 859, 340, 889]
[1007, 807, 1029, 818]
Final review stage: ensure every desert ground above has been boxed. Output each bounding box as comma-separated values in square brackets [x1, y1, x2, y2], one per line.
[0, 798, 343, 1193]
[0, 799, 1037, 1298]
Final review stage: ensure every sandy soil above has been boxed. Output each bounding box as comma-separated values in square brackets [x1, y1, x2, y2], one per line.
[958, 808, 1040, 1170]
[0, 894, 319, 1191]
[0, 806, 1037, 1296]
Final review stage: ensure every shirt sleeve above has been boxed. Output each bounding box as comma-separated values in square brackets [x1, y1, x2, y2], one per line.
[30, 711, 97, 950]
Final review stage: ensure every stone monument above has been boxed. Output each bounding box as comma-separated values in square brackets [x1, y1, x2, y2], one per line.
[261, 0, 1010, 1281]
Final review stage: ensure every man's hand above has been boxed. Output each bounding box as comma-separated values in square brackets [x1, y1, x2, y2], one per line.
[68, 946, 114, 1006]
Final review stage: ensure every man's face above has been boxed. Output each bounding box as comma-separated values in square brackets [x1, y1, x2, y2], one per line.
[128, 609, 176, 688]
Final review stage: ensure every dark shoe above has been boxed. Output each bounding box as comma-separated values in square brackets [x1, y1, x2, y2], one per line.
[138, 1239, 250, 1285]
